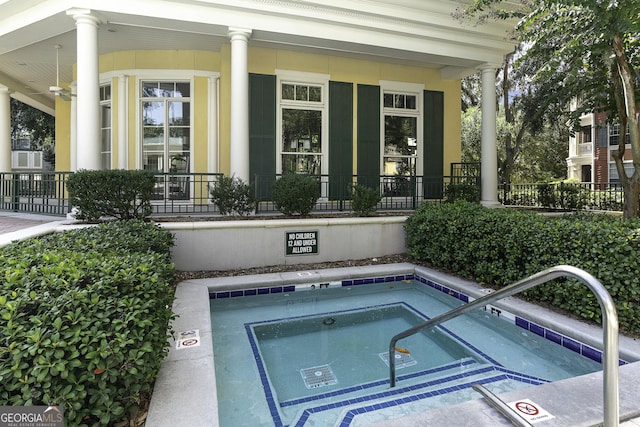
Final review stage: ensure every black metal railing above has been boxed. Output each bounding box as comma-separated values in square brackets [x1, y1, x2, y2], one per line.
[1, 171, 480, 217]
[252, 174, 478, 213]
[1, 171, 630, 217]
[500, 182, 625, 211]
[0, 172, 72, 216]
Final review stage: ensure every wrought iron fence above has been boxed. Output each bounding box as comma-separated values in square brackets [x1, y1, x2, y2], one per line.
[1, 172, 72, 216]
[500, 182, 625, 211]
[253, 174, 480, 213]
[0, 171, 480, 216]
[3, 171, 626, 217]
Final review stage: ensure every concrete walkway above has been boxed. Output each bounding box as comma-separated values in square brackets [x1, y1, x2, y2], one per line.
[0, 211, 68, 246]
[0, 212, 62, 233]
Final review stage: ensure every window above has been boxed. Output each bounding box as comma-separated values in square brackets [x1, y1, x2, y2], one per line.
[100, 85, 111, 169]
[609, 124, 620, 145]
[609, 162, 634, 183]
[579, 126, 592, 144]
[141, 80, 191, 199]
[381, 85, 422, 196]
[277, 74, 328, 176]
[609, 123, 630, 146]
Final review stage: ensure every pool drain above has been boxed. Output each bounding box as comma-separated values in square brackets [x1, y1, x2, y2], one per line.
[300, 364, 337, 389]
[379, 351, 417, 369]
[322, 317, 335, 326]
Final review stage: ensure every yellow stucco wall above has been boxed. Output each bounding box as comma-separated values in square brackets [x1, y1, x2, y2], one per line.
[56, 46, 461, 176]
[246, 47, 461, 176]
[54, 95, 71, 172]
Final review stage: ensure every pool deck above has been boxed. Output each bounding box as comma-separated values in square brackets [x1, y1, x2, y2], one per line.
[2, 214, 640, 426]
[149, 263, 640, 427]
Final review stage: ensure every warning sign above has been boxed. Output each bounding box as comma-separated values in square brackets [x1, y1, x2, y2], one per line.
[285, 231, 319, 256]
[507, 399, 554, 423]
[176, 329, 201, 349]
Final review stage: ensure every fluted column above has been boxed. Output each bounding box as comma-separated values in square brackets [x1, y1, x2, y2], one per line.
[0, 86, 11, 172]
[228, 28, 252, 182]
[67, 8, 101, 170]
[480, 65, 499, 207]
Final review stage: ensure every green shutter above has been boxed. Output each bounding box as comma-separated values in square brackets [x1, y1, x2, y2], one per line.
[249, 73, 276, 198]
[357, 84, 380, 188]
[423, 90, 444, 198]
[329, 81, 353, 200]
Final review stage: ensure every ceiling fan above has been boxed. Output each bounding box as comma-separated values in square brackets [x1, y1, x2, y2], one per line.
[48, 44, 72, 101]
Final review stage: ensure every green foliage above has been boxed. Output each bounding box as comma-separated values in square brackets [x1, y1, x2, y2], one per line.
[537, 183, 556, 208]
[0, 221, 175, 426]
[405, 201, 640, 335]
[209, 175, 255, 216]
[351, 184, 382, 216]
[538, 181, 588, 210]
[67, 170, 156, 222]
[444, 183, 480, 203]
[272, 174, 320, 216]
[10, 98, 55, 150]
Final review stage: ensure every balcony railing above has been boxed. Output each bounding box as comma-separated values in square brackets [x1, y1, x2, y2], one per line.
[577, 142, 593, 155]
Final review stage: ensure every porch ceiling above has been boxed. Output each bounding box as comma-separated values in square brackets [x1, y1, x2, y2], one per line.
[0, 0, 519, 115]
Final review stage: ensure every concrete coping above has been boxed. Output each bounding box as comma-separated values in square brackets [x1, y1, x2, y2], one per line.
[147, 263, 640, 427]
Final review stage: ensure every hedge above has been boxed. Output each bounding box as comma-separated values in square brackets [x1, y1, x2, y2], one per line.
[0, 221, 176, 426]
[405, 201, 640, 335]
[67, 169, 156, 222]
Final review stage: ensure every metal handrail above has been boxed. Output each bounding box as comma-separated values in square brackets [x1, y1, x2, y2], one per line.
[388, 265, 620, 427]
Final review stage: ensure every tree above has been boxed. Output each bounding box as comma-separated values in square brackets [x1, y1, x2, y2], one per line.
[461, 105, 567, 183]
[462, 0, 640, 218]
[461, 44, 568, 185]
[10, 98, 55, 150]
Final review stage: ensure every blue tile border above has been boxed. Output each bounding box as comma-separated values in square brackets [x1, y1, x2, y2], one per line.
[296, 369, 547, 427]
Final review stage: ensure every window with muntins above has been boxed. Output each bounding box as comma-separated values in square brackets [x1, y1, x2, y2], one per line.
[609, 162, 634, 183]
[609, 123, 630, 145]
[279, 80, 326, 175]
[100, 85, 111, 169]
[382, 90, 420, 179]
[141, 80, 191, 200]
[141, 81, 191, 173]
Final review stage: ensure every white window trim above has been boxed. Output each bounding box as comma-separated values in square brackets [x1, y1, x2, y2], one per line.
[379, 80, 424, 176]
[103, 68, 218, 172]
[276, 70, 330, 177]
[136, 74, 194, 175]
[99, 82, 112, 169]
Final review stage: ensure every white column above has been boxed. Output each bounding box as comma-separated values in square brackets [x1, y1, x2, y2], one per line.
[480, 65, 499, 207]
[118, 75, 128, 169]
[70, 83, 77, 171]
[228, 28, 252, 182]
[68, 8, 101, 170]
[208, 76, 219, 174]
[0, 87, 11, 172]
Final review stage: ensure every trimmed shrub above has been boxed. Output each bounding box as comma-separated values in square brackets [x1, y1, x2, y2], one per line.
[0, 221, 175, 426]
[444, 183, 481, 203]
[405, 201, 640, 335]
[272, 174, 320, 216]
[209, 175, 255, 216]
[351, 184, 382, 216]
[67, 169, 156, 222]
